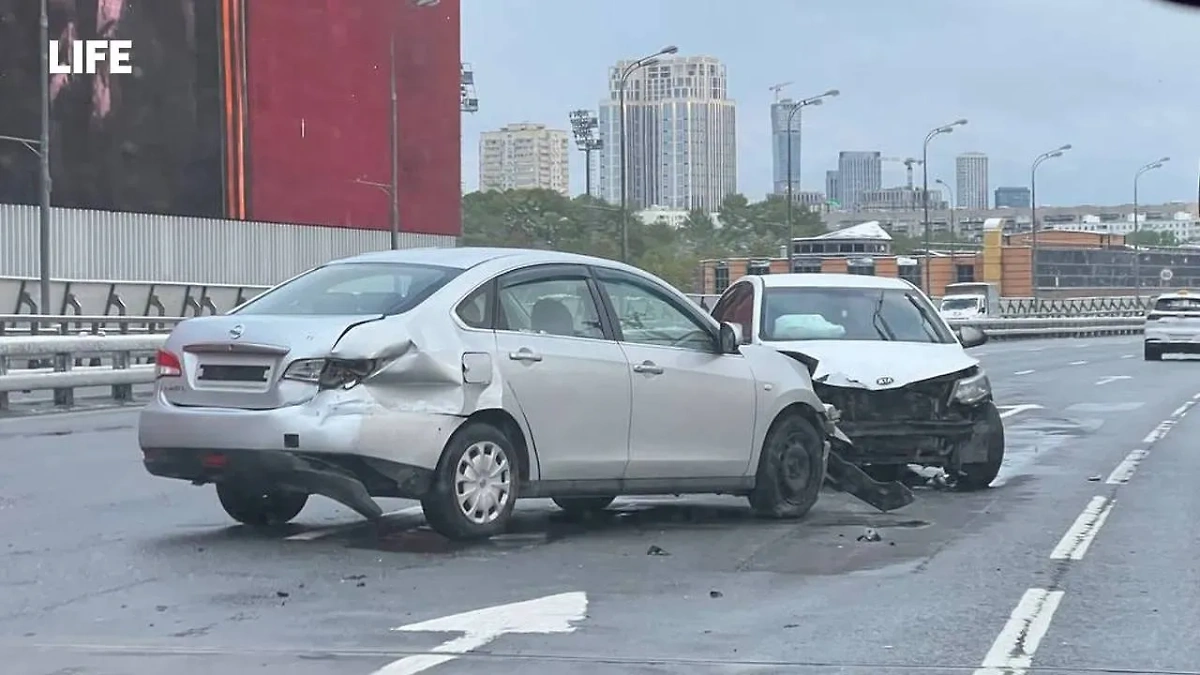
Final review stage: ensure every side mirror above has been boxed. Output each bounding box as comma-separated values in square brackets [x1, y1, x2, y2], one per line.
[718, 322, 744, 354]
[957, 325, 989, 349]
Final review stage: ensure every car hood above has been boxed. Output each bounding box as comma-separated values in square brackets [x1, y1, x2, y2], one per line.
[760, 339, 978, 390]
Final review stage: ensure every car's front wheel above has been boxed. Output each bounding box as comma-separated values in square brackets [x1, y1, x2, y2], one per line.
[216, 483, 308, 526]
[954, 401, 1005, 491]
[422, 422, 519, 541]
[748, 411, 826, 519]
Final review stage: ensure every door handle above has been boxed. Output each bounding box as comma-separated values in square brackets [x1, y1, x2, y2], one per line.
[508, 349, 543, 362]
[632, 361, 664, 375]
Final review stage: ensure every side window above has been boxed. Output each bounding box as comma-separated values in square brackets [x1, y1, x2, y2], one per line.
[497, 277, 605, 339]
[601, 278, 714, 352]
[710, 282, 754, 343]
[455, 284, 491, 329]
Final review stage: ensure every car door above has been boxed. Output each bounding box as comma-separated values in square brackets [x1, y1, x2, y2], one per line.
[593, 267, 758, 479]
[710, 280, 757, 344]
[493, 264, 631, 480]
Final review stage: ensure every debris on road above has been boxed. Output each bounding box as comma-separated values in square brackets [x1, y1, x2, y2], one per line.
[342, 574, 367, 582]
[709, 590, 723, 598]
[856, 528, 882, 542]
[646, 545, 670, 556]
[1087, 475, 1102, 482]
[275, 591, 289, 598]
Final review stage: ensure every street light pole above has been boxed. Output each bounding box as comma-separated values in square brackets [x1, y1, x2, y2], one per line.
[1029, 144, 1071, 299]
[921, 119, 968, 294]
[387, 32, 399, 249]
[38, 0, 52, 315]
[618, 45, 678, 263]
[1133, 156, 1170, 292]
[784, 89, 838, 272]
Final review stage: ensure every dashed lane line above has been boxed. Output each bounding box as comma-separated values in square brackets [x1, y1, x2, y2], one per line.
[1048, 496, 1115, 561]
[1068, 360, 1088, 366]
[998, 404, 1043, 419]
[1013, 369, 1035, 376]
[284, 506, 424, 541]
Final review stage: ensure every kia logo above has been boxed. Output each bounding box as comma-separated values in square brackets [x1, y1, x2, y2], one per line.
[229, 324, 244, 340]
[876, 376, 894, 386]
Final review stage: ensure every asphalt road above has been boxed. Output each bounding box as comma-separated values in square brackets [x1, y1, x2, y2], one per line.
[2, 335, 1198, 674]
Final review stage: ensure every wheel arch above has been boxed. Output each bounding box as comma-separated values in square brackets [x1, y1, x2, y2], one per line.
[748, 392, 829, 476]
[459, 408, 535, 483]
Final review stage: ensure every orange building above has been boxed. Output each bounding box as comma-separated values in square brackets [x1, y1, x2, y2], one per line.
[698, 219, 1147, 298]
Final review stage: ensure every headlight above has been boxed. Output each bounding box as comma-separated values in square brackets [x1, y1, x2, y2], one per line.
[282, 358, 376, 390]
[952, 372, 991, 405]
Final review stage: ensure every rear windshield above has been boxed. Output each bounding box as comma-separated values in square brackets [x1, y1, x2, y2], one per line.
[234, 262, 461, 316]
[1153, 297, 1200, 312]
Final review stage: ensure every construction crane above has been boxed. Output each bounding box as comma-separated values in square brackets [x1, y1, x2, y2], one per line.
[769, 81, 793, 102]
[881, 156, 924, 189]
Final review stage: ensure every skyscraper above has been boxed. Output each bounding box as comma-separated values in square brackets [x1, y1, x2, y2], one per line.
[994, 186, 1031, 209]
[836, 151, 881, 210]
[825, 170, 841, 207]
[596, 55, 736, 212]
[771, 99, 803, 195]
[956, 152, 989, 209]
[478, 123, 570, 195]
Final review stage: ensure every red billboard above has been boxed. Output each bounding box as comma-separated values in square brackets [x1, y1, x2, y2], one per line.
[0, 0, 462, 238]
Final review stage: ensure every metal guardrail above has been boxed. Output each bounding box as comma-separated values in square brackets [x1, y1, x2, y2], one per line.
[0, 315, 1146, 413]
[686, 293, 1155, 318]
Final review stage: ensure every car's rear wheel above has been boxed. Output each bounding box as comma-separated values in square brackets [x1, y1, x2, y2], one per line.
[748, 411, 826, 519]
[954, 401, 1005, 491]
[552, 496, 615, 515]
[422, 422, 519, 541]
[216, 483, 308, 527]
[1145, 343, 1163, 361]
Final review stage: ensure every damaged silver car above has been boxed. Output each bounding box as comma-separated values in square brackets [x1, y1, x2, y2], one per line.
[711, 273, 1003, 490]
[139, 248, 892, 541]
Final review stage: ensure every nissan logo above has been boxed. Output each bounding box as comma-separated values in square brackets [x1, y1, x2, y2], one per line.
[229, 324, 244, 340]
[876, 376, 894, 386]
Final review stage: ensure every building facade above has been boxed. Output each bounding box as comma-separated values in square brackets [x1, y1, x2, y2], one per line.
[826, 170, 841, 206]
[771, 99, 803, 195]
[836, 151, 882, 210]
[596, 55, 737, 212]
[478, 123, 570, 195]
[995, 186, 1031, 209]
[955, 152, 989, 209]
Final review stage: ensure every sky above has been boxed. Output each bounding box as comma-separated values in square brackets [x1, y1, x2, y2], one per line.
[460, 0, 1200, 207]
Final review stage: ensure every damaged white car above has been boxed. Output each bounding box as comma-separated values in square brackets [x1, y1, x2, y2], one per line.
[139, 248, 903, 541]
[711, 273, 1003, 490]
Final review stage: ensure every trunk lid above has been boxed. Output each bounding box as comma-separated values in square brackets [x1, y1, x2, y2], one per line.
[159, 314, 382, 409]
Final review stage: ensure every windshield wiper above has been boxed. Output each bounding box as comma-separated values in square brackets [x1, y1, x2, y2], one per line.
[871, 293, 895, 341]
[905, 294, 942, 341]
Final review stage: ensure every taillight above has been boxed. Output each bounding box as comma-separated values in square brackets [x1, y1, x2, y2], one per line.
[155, 349, 183, 378]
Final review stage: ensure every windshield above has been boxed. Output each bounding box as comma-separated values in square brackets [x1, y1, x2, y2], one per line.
[233, 262, 460, 316]
[761, 287, 955, 344]
[941, 297, 981, 311]
[1154, 297, 1200, 312]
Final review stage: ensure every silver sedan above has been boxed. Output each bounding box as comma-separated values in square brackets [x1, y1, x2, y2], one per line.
[138, 247, 843, 540]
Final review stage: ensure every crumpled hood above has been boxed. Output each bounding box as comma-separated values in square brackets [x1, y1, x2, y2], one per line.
[762, 339, 979, 390]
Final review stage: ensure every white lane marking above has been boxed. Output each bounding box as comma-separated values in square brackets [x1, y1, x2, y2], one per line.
[1013, 369, 1035, 376]
[1121, 354, 1134, 359]
[285, 506, 423, 541]
[373, 592, 588, 675]
[974, 588, 1065, 674]
[1049, 496, 1115, 561]
[1068, 360, 1087, 365]
[1095, 375, 1131, 386]
[998, 404, 1043, 419]
[1106, 449, 1149, 484]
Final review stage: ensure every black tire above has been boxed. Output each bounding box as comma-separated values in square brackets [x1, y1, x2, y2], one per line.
[1145, 343, 1163, 361]
[954, 401, 1005, 491]
[552, 496, 615, 514]
[748, 411, 826, 518]
[422, 422, 519, 541]
[216, 483, 308, 527]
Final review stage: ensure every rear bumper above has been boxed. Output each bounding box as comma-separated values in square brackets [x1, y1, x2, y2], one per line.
[1145, 330, 1200, 350]
[138, 390, 465, 473]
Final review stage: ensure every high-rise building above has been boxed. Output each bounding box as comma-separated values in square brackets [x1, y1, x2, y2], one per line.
[826, 170, 841, 207]
[771, 99, 803, 195]
[596, 55, 736, 212]
[956, 152, 989, 209]
[479, 123, 570, 195]
[995, 186, 1031, 209]
[836, 151, 881, 210]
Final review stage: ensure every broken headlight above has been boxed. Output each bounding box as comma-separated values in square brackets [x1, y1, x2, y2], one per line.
[282, 358, 376, 390]
[951, 371, 991, 405]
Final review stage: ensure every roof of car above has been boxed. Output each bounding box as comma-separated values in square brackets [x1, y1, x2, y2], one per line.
[1156, 290, 1195, 299]
[756, 273, 914, 290]
[334, 246, 628, 271]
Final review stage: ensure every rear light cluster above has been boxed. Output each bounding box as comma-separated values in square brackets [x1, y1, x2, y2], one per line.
[282, 358, 376, 390]
[155, 349, 182, 378]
